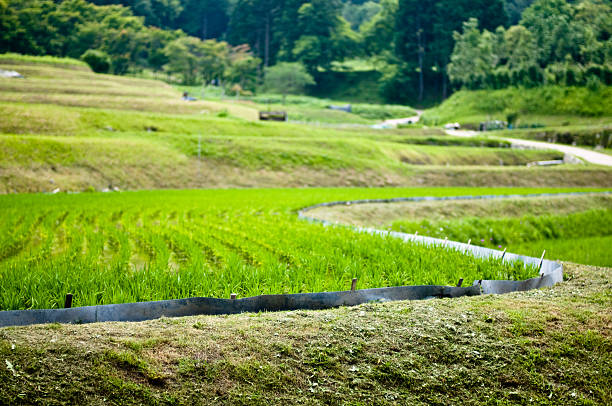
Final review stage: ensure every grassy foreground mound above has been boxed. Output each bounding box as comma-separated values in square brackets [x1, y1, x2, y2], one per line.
[0, 263, 609, 405]
[2, 55, 612, 192]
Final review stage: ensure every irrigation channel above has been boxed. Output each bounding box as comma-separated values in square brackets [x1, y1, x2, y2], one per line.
[2, 192, 607, 327]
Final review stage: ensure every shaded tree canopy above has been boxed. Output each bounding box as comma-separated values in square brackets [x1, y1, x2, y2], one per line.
[1, 0, 609, 104]
[263, 61, 315, 103]
[446, 0, 612, 91]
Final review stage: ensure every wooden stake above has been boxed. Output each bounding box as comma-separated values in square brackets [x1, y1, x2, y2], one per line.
[538, 250, 546, 272]
[230, 293, 237, 300]
[64, 293, 73, 309]
[351, 278, 357, 292]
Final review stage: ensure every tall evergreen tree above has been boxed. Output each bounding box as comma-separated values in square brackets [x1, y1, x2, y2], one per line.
[392, 0, 507, 103]
[176, 0, 229, 40]
[227, 0, 285, 67]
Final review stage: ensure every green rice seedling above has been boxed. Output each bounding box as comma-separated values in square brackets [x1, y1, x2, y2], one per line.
[510, 236, 612, 268]
[391, 209, 612, 249]
[0, 187, 607, 310]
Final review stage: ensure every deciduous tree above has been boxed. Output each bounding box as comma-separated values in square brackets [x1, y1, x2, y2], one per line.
[263, 62, 315, 103]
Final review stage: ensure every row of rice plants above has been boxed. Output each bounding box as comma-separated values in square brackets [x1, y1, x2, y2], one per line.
[512, 235, 612, 268]
[391, 209, 612, 249]
[2, 188, 600, 310]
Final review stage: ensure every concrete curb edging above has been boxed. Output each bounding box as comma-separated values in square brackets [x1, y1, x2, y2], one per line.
[0, 192, 605, 327]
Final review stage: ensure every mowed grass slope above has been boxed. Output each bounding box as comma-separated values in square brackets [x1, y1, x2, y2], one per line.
[2, 55, 611, 193]
[0, 263, 609, 405]
[5, 187, 598, 311]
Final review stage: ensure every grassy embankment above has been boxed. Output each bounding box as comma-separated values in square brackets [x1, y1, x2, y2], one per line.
[423, 86, 612, 127]
[308, 194, 612, 267]
[2, 55, 611, 193]
[0, 53, 90, 69]
[422, 86, 612, 152]
[0, 262, 609, 405]
[5, 187, 600, 311]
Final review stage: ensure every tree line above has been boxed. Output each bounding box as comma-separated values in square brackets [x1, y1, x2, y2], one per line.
[1, 0, 609, 103]
[0, 0, 262, 91]
[447, 0, 612, 92]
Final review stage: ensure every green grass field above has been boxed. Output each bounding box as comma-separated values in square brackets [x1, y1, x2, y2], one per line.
[4, 187, 594, 311]
[512, 235, 612, 268]
[175, 86, 416, 124]
[0, 53, 90, 70]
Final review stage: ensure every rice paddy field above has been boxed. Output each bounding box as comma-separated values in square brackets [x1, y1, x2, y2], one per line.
[1, 187, 609, 312]
[308, 193, 612, 267]
[1, 55, 611, 312]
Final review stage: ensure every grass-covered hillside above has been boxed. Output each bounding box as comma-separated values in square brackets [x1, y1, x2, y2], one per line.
[423, 86, 612, 128]
[2, 56, 612, 193]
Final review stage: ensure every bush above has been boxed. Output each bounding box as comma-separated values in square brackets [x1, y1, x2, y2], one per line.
[506, 111, 519, 126]
[586, 75, 602, 91]
[80, 50, 111, 74]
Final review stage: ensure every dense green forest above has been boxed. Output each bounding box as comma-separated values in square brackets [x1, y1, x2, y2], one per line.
[0, 0, 610, 104]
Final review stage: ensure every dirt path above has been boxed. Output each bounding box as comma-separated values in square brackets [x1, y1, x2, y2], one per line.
[505, 138, 612, 166]
[374, 110, 423, 128]
[445, 129, 612, 166]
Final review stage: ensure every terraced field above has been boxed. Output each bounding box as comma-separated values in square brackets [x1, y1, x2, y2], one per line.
[1, 55, 611, 406]
[2, 55, 612, 194]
